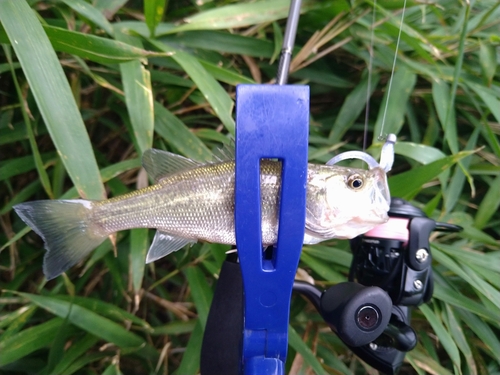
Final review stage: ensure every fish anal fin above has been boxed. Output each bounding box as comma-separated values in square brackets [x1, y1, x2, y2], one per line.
[146, 231, 195, 263]
[142, 149, 201, 182]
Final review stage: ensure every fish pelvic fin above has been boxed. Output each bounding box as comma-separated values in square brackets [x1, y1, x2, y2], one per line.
[14, 199, 106, 280]
[146, 231, 195, 263]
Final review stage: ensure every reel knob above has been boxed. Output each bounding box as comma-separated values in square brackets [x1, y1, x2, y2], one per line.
[320, 282, 392, 347]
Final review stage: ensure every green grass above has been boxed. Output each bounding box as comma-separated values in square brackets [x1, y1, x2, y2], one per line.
[1, 0, 499, 374]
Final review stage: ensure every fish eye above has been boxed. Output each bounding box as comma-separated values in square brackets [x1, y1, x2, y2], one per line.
[347, 174, 364, 190]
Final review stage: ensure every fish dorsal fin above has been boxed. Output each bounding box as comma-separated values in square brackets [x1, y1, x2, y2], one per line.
[142, 148, 202, 182]
[146, 231, 195, 263]
[212, 138, 235, 163]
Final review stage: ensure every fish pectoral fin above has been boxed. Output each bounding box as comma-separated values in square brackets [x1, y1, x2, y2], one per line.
[146, 231, 195, 263]
[142, 149, 202, 182]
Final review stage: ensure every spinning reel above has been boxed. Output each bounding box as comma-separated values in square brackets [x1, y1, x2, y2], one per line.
[293, 198, 462, 374]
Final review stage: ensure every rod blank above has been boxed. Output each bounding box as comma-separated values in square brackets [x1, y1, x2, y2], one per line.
[276, 0, 302, 85]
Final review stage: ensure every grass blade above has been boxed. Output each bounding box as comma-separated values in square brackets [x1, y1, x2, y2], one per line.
[116, 32, 154, 155]
[151, 40, 235, 134]
[288, 325, 326, 374]
[0, 318, 64, 367]
[373, 67, 416, 141]
[185, 266, 213, 329]
[0, 0, 105, 199]
[61, 0, 114, 36]
[144, 0, 167, 37]
[419, 304, 461, 373]
[388, 151, 473, 198]
[153, 102, 213, 161]
[19, 293, 157, 360]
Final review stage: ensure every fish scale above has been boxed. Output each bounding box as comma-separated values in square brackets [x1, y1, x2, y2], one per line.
[92, 160, 281, 244]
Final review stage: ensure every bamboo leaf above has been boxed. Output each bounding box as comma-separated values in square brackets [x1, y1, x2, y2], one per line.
[116, 32, 154, 155]
[44, 25, 166, 64]
[288, 325, 326, 375]
[60, 0, 114, 36]
[18, 293, 157, 360]
[130, 228, 149, 293]
[153, 102, 213, 161]
[0, 318, 64, 367]
[185, 266, 213, 329]
[151, 40, 235, 134]
[388, 151, 473, 198]
[373, 67, 416, 142]
[479, 42, 497, 85]
[0, 0, 106, 199]
[50, 334, 100, 375]
[419, 304, 461, 372]
[165, 0, 316, 34]
[330, 71, 380, 144]
[175, 320, 203, 375]
[144, 0, 167, 37]
[433, 79, 458, 154]
[444, 305, 477, 375]
[474, 174, 500, 229]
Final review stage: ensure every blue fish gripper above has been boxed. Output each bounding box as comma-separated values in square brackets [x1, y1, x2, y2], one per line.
[235, 83, 309, 375]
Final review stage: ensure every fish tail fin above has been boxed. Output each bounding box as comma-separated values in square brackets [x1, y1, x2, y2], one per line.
[14, 199, 106, 280]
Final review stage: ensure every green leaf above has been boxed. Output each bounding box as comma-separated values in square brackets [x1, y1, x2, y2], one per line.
[458, 310, 500, 364]
[394, 142, 446, 164]
[444, 305, 476, 375]
[300, 252, 346, 283]
[3, 45, 53, 198]
[0, 0, 106, 200]
[329, 71, 380, 144]
[444, 127, 479, 214]
[432, 79, 458, 154]
[406, 346, 454, 375]
[60, 0, 114, 36]
[18, 293, 157, 360]
[165, 0, 317, 34]
[144, 0, 167, 37]
[44, 25, 165, 64]
[185, 266, 213, 329]
[50, 334, 100, 375]
[175, 320, 203, 375]
[479, 42, 497, 85]
[151, 40, 235, 134]
[0, 305, 37, 341]
[474, 174, 500, 229]
[419, 304, 461, 372]
[0, 318, 64, 367]
[373, 67, 416, 142]
[433, 249, 500, 311]
[116, 32, 154, 155]
[466, 81, 500, 126]
[388, 151, 473, 198]
[153, 102, 213, 161]
[130, 228, 149, 293]
[160, 30, 275, 58]
[288, 325, 326, 374]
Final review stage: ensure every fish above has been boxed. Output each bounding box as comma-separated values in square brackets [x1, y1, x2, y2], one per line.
[14, 147, 391, 280]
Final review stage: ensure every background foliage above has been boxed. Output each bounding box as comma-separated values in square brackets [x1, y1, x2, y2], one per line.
[1, 0, 499, 374]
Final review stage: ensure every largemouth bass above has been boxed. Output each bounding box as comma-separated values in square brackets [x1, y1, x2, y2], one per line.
[14, 148, 391, 280]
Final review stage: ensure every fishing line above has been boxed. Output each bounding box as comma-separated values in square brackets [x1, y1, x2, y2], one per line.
[378, 0, 408, 141]
[363, 0, 377, 151]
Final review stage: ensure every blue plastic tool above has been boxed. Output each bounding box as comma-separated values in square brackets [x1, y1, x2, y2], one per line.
[235, 1, 308, 373]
